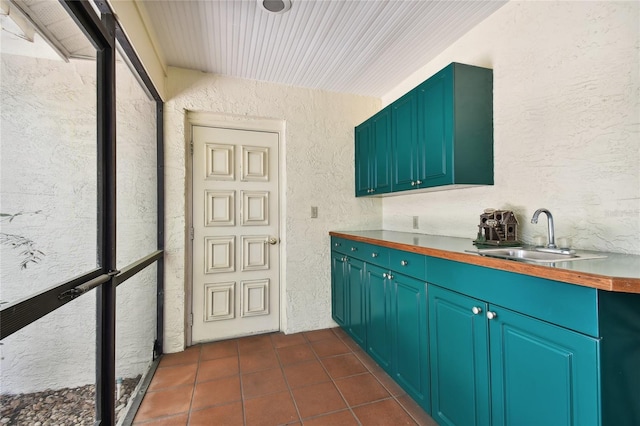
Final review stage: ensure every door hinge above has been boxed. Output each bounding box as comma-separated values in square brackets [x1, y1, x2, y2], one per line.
[189, 313, 193, 327]
[190, 141, 194, 156]
[189, 227, 194, 240]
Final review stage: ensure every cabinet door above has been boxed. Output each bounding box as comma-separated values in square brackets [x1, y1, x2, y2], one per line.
[372, 106, 392, 194]
[354, 120, 372, 197]
[392, 89, 420, 192]
[346, 258, 367, 347]
[489, 306, 600, 426]
[331, 251, 347, 326]
[417, 66, 453, 187]
[392, 273, 430, 412]
[366, 264, 392, 371]
[428, 285, 491, 426]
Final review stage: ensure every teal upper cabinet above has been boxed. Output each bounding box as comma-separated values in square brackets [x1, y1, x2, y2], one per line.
[392, 89, 421, 191]
[417, 63, 493, 189]
[355, 62, 493, 196]
[355, 106, 392, 196]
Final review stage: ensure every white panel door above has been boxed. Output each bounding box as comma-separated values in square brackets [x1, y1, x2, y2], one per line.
[192, 125, 280, 343]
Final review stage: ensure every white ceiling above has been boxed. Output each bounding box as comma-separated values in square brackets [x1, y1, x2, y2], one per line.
[4, 0, 96, 60]
[137, 0, 507, 98]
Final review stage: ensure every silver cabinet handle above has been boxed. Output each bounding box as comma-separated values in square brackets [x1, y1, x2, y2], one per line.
[351, 247, 357, 252]
[411, 181, 416, 186]
[371, 253, 378, 258]
[387, 273, 394, 280]
[416, 180, 423, 185]
[334, 242, 341, 247]
[487, 311, 497, 320]
[382, 273, 388, 278]
[400, 260, 408, 266]
[472, 306, 483, 315]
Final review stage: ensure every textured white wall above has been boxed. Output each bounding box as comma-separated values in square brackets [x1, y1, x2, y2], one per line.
[163, 68, 381, 352]
[0, 53, 158, 393]
[0, 55, 98, 394]
[381, 1, 640, 255]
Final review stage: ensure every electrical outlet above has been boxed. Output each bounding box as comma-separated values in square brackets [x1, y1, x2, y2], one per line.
[311, 206, 318, 218]
[413, 216, 419, 229]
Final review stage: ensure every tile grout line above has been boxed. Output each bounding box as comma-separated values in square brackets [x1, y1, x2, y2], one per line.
[274, 332, 305, 424]
[236, 338, 249, 426]
[143, 330, 427, 425]
[185, 344, 203, 426]
[314, 329, 364, 426]
[333, 329, 423, 425]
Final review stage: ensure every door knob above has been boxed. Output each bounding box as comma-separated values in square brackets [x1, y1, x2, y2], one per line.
[267, 237, 279, 245]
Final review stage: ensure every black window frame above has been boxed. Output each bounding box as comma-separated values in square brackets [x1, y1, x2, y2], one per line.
[0, 1, 165, 424]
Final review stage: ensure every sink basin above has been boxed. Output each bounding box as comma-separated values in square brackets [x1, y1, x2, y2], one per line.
[470, 248, 607, 263]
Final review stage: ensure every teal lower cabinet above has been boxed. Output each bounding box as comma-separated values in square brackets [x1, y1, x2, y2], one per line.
[330, 251, 347, 327]
[346, 258, 366, 347]
[365, 263, 430, 412]
[489, 304, 599, 426]
[391, 272, 429, 411]
[428, 285, 490, 426]
[428, 284, 600, 426]
[331, 249, 367, 346]
[365, 265, 431, 412]
[331, 235, 640, 425]
[365, 264, 392, 370]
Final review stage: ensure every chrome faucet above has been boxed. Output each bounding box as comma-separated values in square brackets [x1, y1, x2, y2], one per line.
[531, 208, 556, 249]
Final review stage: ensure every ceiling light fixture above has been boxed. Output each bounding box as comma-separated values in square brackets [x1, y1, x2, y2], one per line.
[258, 0, 291, 14]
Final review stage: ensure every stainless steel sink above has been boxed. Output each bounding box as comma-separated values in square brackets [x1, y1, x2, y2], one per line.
[470, 247, 607, 263]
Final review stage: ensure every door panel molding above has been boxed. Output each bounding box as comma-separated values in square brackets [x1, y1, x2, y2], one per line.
[187, 114, 284, 345]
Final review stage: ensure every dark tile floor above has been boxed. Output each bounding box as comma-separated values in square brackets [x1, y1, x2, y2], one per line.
[133, 327, 438, 425]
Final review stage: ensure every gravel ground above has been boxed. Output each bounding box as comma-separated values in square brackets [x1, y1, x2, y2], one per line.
[0, 377, 140, 425]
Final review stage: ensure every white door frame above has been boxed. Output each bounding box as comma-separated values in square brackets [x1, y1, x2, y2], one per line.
[185, 111, 287, 347]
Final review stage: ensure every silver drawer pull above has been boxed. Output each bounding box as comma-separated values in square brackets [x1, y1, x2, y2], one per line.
[371, 253, 378, 258]
[351, 247, 357, 252]
[400, 260, 408, 266]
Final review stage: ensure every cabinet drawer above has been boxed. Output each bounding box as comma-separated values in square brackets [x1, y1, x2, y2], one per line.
[426, 256, 599, 336]
[331, 237, 351, 254]
[360, 244, 389, 268]
[331, 237, 389, 266]
[389, 249, 426, 279]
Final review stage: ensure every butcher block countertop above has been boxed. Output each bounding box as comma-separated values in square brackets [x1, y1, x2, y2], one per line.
[330, 230, 640, 294]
